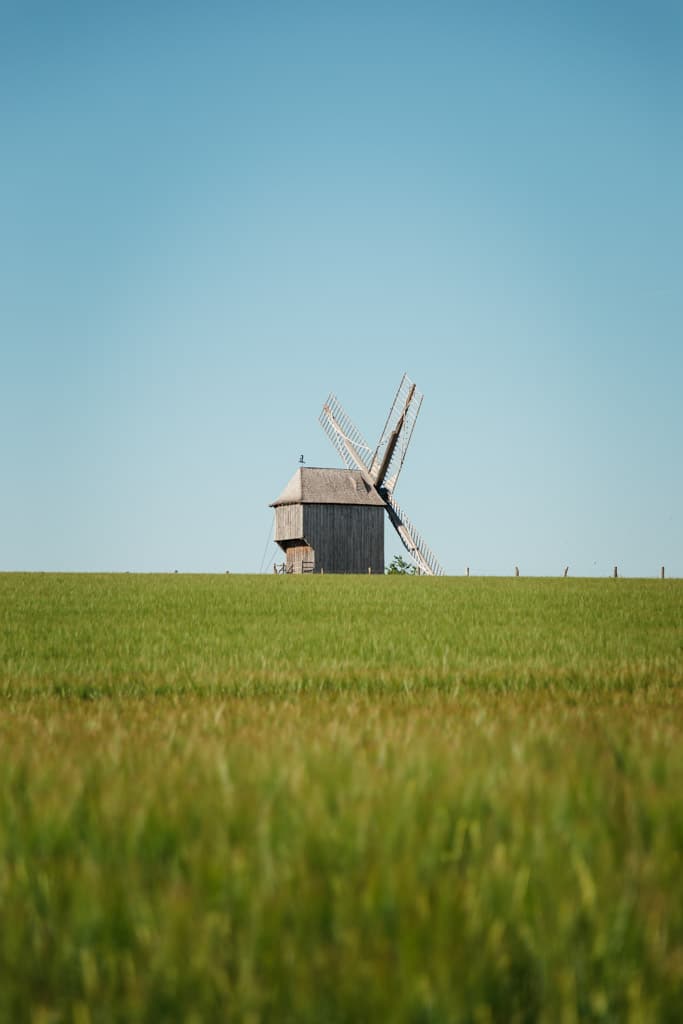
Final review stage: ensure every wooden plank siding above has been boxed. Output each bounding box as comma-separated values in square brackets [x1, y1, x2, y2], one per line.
[284, 544, 315, 573]
[274, 504, 304, 542]
[303, 504, 384, 574]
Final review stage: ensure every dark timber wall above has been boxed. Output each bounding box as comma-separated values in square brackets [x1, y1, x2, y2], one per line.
[304, 504, 384, 574]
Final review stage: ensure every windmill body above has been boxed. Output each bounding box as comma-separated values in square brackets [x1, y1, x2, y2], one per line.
[270, 374, 443, 575]
[271, 467, 385, 574]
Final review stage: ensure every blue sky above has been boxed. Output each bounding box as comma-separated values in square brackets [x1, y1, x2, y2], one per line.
[2, 1, 681, 576]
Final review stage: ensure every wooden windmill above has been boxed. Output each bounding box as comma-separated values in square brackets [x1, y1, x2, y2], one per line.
[271, 374, 443, 575]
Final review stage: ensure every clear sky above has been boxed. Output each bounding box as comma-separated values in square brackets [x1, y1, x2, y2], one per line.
[2, 1, 681, 577]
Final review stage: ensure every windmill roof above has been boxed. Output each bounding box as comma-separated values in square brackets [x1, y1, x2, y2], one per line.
[271, 468, 385, 507]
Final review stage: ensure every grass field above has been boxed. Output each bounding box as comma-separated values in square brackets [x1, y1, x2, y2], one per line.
[1, 573, 682, 1022]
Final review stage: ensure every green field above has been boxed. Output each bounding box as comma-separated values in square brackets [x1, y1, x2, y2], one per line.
[1, 573, 682, 1023]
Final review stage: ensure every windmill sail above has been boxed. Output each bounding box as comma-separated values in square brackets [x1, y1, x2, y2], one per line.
[319, 373, 444, 576]
[384, 493, 444, 576]
[319, 394, 374, 476]
[369, 373, 423, 493]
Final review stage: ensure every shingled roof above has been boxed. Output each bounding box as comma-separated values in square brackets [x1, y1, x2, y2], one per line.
[271, 468, 386, 507]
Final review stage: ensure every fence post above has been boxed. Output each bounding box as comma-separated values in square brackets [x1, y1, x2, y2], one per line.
[563, 566, 569, 577]
[661, 566, 665, 579]
[466, 567, 470, 577]
[613, 566, 618, 579]
[515, 566, 520, 577]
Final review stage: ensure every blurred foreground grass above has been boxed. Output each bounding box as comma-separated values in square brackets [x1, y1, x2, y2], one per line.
[0, 573, 682, 1022]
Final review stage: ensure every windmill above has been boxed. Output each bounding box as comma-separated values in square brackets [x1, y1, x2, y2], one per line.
[319, 373, 443, 575]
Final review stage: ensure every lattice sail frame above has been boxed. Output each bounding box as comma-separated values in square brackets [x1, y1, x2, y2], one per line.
[369, 373, 423, 494]
[319, 394, 374, 476]
[385, 493, 444, 576]
[318, 374, 445, 576]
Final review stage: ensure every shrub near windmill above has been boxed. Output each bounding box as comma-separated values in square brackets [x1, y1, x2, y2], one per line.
[271, 374, 443, 575]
